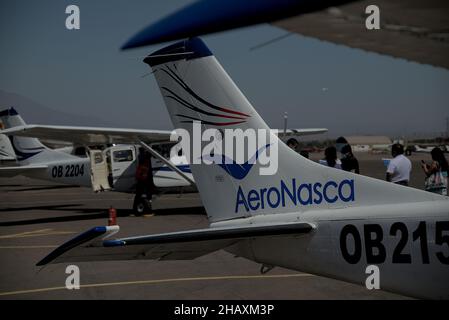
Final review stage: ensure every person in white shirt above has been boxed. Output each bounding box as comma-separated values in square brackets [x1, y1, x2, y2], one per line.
[386, 143, 412, 186]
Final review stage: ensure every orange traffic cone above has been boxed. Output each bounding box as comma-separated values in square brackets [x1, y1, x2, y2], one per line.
[108, 207, 117, 226]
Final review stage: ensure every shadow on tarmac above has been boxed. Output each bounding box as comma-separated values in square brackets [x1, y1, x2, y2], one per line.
[0, 206, 207, 226]
[8, 185, 79, 192]
[0, 204, 84, 213]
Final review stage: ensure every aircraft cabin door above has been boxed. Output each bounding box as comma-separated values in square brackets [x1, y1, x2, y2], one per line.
[110, 146, 137, 192]
[89, 149, 111, 192]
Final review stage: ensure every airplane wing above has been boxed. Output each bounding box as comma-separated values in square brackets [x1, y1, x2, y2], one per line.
[1, 125, 327, 146]
[1, 125, 174, 146]
[274, 0, 449, 70]
[0, 165, 48, 177]
[122, 0, 449, 70]
[37, 222, 314, 265]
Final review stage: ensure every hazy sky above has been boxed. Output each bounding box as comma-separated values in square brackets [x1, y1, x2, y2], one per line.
[1, 0, 448, 138]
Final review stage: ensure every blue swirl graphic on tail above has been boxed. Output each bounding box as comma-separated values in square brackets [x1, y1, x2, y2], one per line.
[8, 136, 44, 161]
[202, 144, 270, 180]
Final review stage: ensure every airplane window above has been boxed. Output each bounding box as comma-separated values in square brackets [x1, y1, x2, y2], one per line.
[74, 147, 87, 157]
[113, 150, 134, 163]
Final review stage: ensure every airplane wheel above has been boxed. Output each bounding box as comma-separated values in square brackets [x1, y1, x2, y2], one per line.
[133, 197, 150, 216]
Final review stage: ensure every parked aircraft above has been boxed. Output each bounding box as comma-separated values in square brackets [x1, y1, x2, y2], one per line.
[414, 145, 434, 153]
[0, 108, 193, 213]
[36, 38, 449, 299]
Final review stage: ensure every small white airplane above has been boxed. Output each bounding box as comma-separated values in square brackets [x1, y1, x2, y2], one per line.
[0, 107, 195, 213]
[35, 38, 449, 299]
[414, 145, 435, 153]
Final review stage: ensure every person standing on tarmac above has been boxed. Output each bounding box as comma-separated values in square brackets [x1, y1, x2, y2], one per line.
[336, 136, 349, 154]
[386, 143, 412, 186]
[286, 138, 299, 152]
[340, 144, 360, 174]
[336, 137, 360, 174]
[421, 147, 448, 195]
[134, 149, 156, 215]
[319, 146, 342, 169]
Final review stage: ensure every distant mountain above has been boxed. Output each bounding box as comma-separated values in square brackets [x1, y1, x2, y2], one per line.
[0, 90, 117, 127]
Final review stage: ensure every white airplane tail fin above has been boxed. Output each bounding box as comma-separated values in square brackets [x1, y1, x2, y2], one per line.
[0, 107, 51, 164]
[145, 38, 445, 223]
[0, 132, 15, 161]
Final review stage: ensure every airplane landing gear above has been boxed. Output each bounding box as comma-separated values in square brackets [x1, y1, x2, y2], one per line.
[133, 194, 152, 216]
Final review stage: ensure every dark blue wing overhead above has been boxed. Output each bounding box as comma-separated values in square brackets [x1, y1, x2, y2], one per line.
[123, 0, 449, 69]
[122, 0, 353, 49]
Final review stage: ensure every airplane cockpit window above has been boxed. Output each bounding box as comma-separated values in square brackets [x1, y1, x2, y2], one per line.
[74, 147, 87, 157]
[113, 150, 134, 163]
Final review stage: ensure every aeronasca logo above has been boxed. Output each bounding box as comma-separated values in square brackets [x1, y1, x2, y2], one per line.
[170, 124, 279, 176]
[235, 178, 355, 213]
[203, 144, 270, 180]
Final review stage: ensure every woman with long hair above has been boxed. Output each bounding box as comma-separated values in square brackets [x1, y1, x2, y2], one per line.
[319, 146, 342, 169]
[421, 147, 448, 195]
[336, 136, 360, 174]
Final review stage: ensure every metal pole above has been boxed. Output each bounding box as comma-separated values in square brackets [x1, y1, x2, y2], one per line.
[283, 112, 288, 135]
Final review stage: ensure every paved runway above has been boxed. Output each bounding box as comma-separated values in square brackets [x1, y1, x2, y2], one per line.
[1, 152, 430, 299]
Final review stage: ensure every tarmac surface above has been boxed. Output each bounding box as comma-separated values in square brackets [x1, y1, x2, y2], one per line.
[0, 152, 432, 300]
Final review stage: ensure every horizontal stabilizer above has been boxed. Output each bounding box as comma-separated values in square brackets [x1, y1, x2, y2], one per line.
[37, 222, 314, 265]
[37, 226, 120, 266]
[0, 165, 48, 177]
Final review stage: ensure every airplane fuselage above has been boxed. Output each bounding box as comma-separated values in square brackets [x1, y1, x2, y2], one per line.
[19, 156, 193, 193]
[43, 158, 91, 187]
[220, 201, 449, 299]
